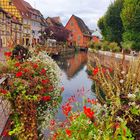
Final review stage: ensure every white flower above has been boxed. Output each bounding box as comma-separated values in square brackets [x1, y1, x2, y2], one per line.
[121, 71, 125, 74]
[128, 93, 136, 98]
[120, 79, 124, 84]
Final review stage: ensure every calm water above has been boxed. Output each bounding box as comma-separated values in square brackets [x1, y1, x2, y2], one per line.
[44, 52, 96, 138]
[53, 52, 96, 121]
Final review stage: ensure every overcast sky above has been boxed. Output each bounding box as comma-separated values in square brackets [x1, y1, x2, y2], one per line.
[27, 0, 113, 30]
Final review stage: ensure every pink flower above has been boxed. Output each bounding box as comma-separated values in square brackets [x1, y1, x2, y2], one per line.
[61, 86, 64, 92]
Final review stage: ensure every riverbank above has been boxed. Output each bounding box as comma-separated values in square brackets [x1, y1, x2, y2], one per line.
[88, 50, 138, 68]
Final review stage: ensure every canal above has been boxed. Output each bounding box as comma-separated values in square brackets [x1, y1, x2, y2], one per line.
[44, 51, 96, 138]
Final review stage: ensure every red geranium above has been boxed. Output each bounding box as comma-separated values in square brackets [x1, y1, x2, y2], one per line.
[93, 68, 99, 75]
[65, 129, 72, 137]
[23, 68, 29, 73]
[16, 71, 23, 77]
[40, 68, 46, 75]
[1, 129, 9, 136]
[4, 52, 12, 57]
[62, 103, 72, 116]
[42, 79, 49, 85]
[0, 89, 8, 94]
[15, 62, 21, 67]
[42, 96, 51, 101]
[83, 106, 94, 119]
[33, 64, 38, 69]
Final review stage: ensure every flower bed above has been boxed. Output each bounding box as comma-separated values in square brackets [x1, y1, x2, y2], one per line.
[0, 50, 62, 140]
[49, 57, 140, 140]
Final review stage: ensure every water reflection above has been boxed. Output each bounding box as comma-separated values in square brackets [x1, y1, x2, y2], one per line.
[54, 52, 87, 80]
[52, 52, 96, 121]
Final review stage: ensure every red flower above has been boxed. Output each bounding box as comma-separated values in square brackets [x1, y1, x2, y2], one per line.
[108, 68, 113, 73]
[61, 86, 64, 92]
[52, 133, 58, 140]
[0, 89, 8, 94]
[42, 79, 49, 85]
[15, 62, 20, 67]
[83, 106, 94, 119]
[33, 64, 38, 69]
[62, 103, 72, 116]
[16, 71, 23, 77]
[42, 96, 51, 101]
[87, 98, 97, 104]
[4, 52, 12, 57]
[47, 86, 54, 92]
[23, 68, 29, 73]
[2, 130, 9, 136]
[93, 68, 99, 75]
[114, 122, 120, 129]
[40, 68, 46, 75]
[65, 129, 72, 137]
[102, 68, 106, 74]
[50, 119, 55, 126]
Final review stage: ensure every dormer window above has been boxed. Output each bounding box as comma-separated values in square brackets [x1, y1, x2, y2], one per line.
[9, 0, 13, 5]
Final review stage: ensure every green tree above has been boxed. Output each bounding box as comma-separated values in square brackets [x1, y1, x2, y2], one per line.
[121, 0, 140, 51]
[98, 0, 124, 44]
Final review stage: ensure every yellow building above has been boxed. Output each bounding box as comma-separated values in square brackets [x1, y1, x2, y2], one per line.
[0, 8, 11, 48]
[0, 0, 23, 47]
[0, 0, 22, 22]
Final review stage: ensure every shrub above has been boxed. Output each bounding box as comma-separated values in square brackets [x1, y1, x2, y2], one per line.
[94, 42, 102, 50]
[0, 51, 62, 139]
[101, 41, 110, 51]
[109, 42, 120, 52]
[121, 41, 134, 53]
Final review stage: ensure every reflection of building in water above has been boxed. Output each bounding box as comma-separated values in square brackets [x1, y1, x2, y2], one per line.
[54, 52, 87, 79]
[66, 52, 87, 79]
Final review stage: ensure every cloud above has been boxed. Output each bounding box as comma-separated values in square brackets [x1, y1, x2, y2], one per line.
[26, 0, 112, 29]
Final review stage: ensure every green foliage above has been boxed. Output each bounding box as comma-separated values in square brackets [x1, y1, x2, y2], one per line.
[98, 0, 124, 44]
[101, 41, 110, 51]
[121, 41, 134, 52]
[109, 42, 121, 52]
[121, 0, 140, 50]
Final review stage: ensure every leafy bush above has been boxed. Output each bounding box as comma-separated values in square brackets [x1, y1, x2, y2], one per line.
[101, 41, 110, 51]
[121, 41, 133, 53]
[0, 51, 62, 139]
[94, 42, 102, 50]
[109, 42, 120, 52]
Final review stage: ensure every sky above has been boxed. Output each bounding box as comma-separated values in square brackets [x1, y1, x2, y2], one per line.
[27, 0, 113, 30]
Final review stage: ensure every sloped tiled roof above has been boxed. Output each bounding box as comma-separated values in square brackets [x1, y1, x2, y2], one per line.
[46, 17, 63, 27]
[73, 15, 91, 36]
[13, 0, 44, 20]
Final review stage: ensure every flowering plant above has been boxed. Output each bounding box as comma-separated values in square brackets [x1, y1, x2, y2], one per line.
[0, 51, 62, 140]
[49, 57, 140, 140]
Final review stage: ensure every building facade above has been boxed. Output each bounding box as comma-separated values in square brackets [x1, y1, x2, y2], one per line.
[0, 7, 22, 48]
[0, 8, 11, 48]
[65, 15, 92, 50]
[13, 0, 46, 46]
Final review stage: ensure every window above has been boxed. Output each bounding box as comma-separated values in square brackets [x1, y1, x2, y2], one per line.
[70, 22, 74, 26]
[77, 35, 81, 41]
